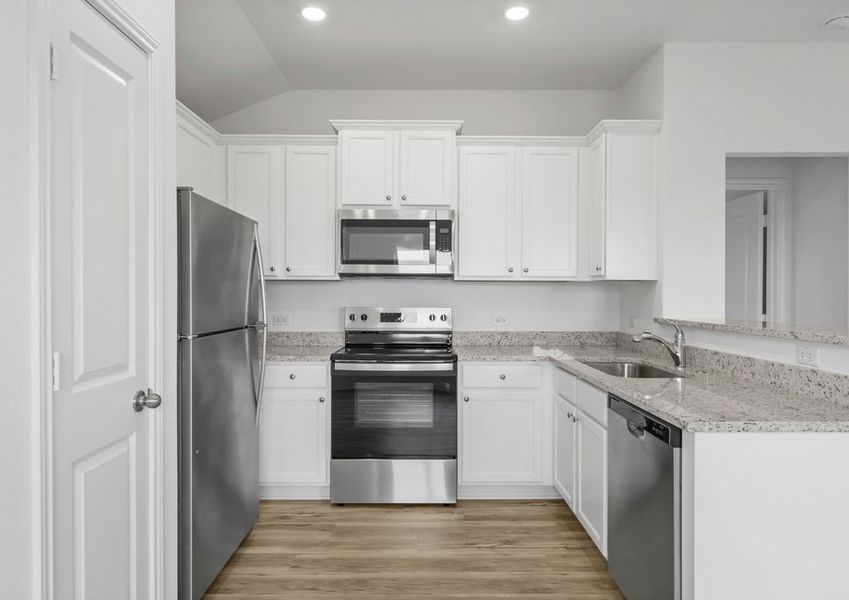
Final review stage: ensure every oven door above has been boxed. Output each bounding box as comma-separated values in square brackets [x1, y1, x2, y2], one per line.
[331, 363, 457, 459]
[338, 211, 436, 275]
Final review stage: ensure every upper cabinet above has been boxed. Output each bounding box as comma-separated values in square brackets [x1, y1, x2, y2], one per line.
[458, 142, 579, 280]
[585, 121, 660, 280]
[176, 102, 226, 202]
[333, 121, 462, 208]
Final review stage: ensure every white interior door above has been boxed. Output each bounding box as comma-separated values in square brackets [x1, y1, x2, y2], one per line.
[726, 191, 765, 321]
[50, 0, 156, 596]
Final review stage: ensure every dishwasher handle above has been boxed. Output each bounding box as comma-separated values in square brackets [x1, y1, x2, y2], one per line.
[609, 394, 682, 448]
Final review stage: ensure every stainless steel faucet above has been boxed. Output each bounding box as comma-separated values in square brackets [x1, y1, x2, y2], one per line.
[632, 318, 686, 368]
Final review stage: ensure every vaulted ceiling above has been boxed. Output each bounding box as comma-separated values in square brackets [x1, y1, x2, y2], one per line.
[177, 0, 849, 122]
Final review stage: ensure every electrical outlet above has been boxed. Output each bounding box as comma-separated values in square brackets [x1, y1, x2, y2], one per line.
[796, 344, 819, 367]
[628, 316, 638, 329]
[270, 312, 291, 328]
[491, 313, 509, 326]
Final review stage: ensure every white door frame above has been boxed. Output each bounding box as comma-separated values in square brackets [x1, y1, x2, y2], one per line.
[30, 0, 169, 597]
[726, 178, 791, 323]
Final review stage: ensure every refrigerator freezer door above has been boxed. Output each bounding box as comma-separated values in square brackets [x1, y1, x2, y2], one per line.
[179, 327, 260, 600]
[178, 189, 260, 336]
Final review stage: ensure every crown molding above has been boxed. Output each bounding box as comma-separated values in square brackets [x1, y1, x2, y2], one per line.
[176, 101, 221, 143]
[456, 135, 587, 147]
[330, 119, 464, 134]
[219, 134, 338, 146]
[586, 119, 662, 143]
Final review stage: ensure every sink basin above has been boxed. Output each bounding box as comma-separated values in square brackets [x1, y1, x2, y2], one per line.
[578, 361, 683, 379]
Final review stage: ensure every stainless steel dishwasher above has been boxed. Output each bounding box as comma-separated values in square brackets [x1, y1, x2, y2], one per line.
[608, 395, 682, 600]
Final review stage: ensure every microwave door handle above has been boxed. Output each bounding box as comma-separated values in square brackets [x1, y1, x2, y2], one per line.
[429, 220, 437, 269]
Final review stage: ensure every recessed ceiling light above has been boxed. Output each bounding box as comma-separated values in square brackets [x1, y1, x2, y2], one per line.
[301, 6, 326, 22]
[505, 6, 530, 21]
[823, 14, 849, 31]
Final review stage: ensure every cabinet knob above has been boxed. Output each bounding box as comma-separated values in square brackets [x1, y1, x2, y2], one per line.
[463, 396, 470, 402]
[499, 374, 506, 380]
[523, 267, 529, 273]
[269, 266, 276, 272]
[286, 266, 291, 272]
[567, 412, 572, 419]
[319, 396, 325, 403]
[289, 373, 296, 380]
[401, 194, 407, 201]
[507, 267, 514, 273]
[385, 194, 392, 201]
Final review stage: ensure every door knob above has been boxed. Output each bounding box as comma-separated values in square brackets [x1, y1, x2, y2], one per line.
[286, 266, 291, 272]
[319, 397, 326, 403]
[386, 194, 392, 201]
[463, 396, 470, 402]
[401, 195, 407, 201]
[507, 267, 514, 273]
[523, 267, 529, 273]
[133, 388, 162, 412]
[270, 266, 276, 273]
[499, 374, 506, 380]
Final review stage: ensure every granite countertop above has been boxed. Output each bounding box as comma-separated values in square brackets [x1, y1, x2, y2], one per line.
[266, 345, 340, 362]
[456, 344, 849, 433]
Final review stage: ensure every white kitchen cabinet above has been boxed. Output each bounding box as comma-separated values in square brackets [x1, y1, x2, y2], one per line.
[260, 363, 330, 498]
[520, 147, 579, 278]
[461, 389, 543, 484]
[458, 144, 578, 280]
[338, 129, 394, 206]
[586, 121, 660, 280]
[398, 130, 455, 206]
[283, 146, 337, 278]
[176, 102, 226, 202]
[227, 145, 282, 276]
[333, 121, 461, 208]
[553, 392, 578, 507]
[577, 405, 608, 556]
[457, 146, 517, 278]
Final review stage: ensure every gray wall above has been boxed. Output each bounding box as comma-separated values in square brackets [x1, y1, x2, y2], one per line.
[211, 88, 623, 135]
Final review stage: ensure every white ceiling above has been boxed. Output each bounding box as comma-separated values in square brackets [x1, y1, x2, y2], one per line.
[177, 0, 849, 122]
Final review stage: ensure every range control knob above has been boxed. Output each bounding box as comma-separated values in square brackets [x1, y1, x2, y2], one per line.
[440, 314, 448, 322]
[360, 314, 368, 321]
[428, 314, 436, 322]
[349, 314, 357, 322]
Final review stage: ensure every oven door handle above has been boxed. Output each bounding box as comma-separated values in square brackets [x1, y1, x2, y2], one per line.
[333, 362, 455, 372]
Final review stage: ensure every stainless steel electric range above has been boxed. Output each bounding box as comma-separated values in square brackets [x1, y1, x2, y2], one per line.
[330, 307, 458, 504]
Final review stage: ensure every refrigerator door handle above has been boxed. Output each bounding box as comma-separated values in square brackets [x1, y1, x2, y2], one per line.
[252, 227, 268, 425]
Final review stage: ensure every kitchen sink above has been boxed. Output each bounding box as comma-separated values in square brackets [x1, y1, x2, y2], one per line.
[578, 361, 683, 379]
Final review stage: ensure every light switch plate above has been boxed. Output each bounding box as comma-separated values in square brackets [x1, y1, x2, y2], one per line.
[796, 344, 819, 367]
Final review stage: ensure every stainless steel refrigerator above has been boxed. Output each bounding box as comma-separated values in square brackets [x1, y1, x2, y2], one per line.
[177, 188, 268, 600]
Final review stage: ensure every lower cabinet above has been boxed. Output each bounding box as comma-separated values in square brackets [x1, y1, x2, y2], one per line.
[260, 363, 330, 498]
[553, 368, 608, 556]
[459, 363, 548, 490]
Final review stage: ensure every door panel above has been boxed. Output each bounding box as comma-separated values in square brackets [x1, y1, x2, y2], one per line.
[553, 394, 577, 507]
[260, 389, 328, 484]
[589, 135, 607, 277]
[399, 131, 454, 206]
[461, 390, 542, 483]
[520, 148, 579, 278]
[458, 146, 516, 278]
[227, 145, 281, 275]
[50, 0, 151, 597]
[284, 146, 336, 278]
[340, 130, 394, 205]
[578, 414, 607, 555]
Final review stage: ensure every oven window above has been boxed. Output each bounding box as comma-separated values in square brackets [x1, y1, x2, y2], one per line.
[341, 220, 430, 265]
[354, 382, 434, 428]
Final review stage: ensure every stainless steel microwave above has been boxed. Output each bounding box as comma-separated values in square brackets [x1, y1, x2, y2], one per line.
[338, 209, 455, 277]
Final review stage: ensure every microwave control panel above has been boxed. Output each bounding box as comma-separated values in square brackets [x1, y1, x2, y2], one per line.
[436, 221, 453, 252]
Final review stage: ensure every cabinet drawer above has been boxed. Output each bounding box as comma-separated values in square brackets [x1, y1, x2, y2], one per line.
[265, 363, 328, 389]
[553, 367, 577, 401]
[576, 379, 608, 427]
[463, 364, 543, 389]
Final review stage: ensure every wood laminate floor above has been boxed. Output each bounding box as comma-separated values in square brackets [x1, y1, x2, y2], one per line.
[204, 500, 624, 600]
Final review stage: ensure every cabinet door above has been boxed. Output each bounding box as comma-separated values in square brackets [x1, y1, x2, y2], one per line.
[577, 413, 607, 555]
[260, 389, 328, 485]
[553, 394, 578, 508]
[461, 390, 542, 484]
[339, 129, 394, 205]
[227, 145, 282, 276]
[399, 130, 454, 206]
[284, 146, 337, 278]
[588, 135, 607, 277]
[520, 147, 579, 278]
[457, 146, 517, 278]
[176, 120, 214, 200]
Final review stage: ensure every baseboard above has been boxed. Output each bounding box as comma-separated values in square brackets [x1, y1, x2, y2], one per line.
[260, 483, 562, 501]
[458, 484, 562, 500]
[260, 484, 329, 500]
